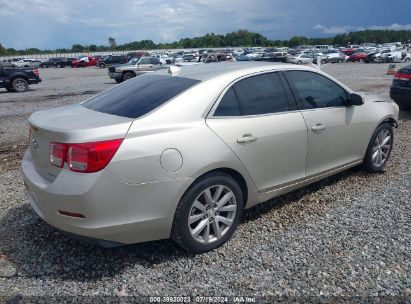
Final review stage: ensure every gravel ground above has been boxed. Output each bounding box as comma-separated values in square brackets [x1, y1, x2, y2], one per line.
[0, 63, 410, 303]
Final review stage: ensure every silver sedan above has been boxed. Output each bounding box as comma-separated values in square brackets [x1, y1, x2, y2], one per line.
[22, 62, 399, 253]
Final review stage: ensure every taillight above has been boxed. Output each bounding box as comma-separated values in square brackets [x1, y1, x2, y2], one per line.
[33, 68, 39, 77]
[49, 139, 123, 173]
[394, 73, 411, 81]
[50, 143, 66, 168]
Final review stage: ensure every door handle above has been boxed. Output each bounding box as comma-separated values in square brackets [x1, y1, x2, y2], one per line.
[237, 134, 257, 144]
[311, 123, 326, 132]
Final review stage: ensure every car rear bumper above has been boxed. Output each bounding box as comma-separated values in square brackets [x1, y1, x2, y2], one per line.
[22, 149, 191, 245]
[390, 87, 411, 103]
[28, 78, 41, 85]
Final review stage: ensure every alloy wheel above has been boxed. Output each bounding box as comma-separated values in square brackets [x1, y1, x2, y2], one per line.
[188, 185, 237, 244]
[15, 80, 27, 92]
[372, 129, 392, 167]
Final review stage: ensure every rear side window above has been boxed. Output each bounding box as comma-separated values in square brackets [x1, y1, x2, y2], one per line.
[399, 68, 411, 75]
[214, 87, 241, 116]
[214, 73, 291, 116]
[234, 73, 291, 115]
[83, 75, 200, 118]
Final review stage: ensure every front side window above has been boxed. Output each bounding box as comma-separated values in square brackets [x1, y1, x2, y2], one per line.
[286, 71, 348, 109]
[139, 57, 151, 64]
[150, 58, 161, 65]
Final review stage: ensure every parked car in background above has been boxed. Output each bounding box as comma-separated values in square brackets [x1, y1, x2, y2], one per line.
[97, 55, 128, 68]
[390, 64, 411, 110]
[39, 57, 73, 68]
[40, 58, 60, 68]
[108, 56, 165, 83]
[341, 48, 357, 56]
[364, 52, 378, 63]
[373, 49, 393, 63]
[126, 51, 150, 61]
[287, 54, 312, 64]
[313, 52, 346, 64]
[15, 59, 42, 68]
[22, 62, 398, 253]
[71, 56, 98, 68]
[0, 63, 41, 92]
[386, 51, 411, 63]
[2, 58, 20, 68]
[254, 52, 288, 62]
[348, 52, 368, 62]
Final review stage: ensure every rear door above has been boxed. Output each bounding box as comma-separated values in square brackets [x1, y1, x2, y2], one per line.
[284, 70, 367, 176]
[206, 72, 308, 192]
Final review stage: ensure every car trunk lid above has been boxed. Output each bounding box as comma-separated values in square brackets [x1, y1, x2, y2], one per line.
[28, 104, 133, 182]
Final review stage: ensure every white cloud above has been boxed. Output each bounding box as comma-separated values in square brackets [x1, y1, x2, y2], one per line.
[314, 23, 411, 35]
[369, 23, 411, 31]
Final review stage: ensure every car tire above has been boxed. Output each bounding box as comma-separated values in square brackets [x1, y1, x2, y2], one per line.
[12, 78, 29, 92]
[172, 172, 244, 253]
[297, 60, 302, 65]
[56, 64, 62, 68]
[338, 59, 343, 63]
[43, 64, 48, 68]
[122, 72, 135, 82]
[363, 123, 393, 173]
[405, 58, 410, 63]
[321, 59, 326, 64]
[100, 63, 105, 68]
[115, 79, 122, 83]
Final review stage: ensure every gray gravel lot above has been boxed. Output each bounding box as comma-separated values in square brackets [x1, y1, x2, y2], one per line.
[0, 63, 410, 302]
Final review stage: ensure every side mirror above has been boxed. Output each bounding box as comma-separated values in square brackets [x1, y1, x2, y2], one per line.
[347, 93, 364, 106]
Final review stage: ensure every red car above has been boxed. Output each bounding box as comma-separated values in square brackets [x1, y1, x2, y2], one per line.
[71, 56, 97, 68]
[341, 48, 357, 56]
[348, 52, 368, 62]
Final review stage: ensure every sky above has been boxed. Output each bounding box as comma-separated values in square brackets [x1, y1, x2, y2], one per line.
[0, 0, 410, 49]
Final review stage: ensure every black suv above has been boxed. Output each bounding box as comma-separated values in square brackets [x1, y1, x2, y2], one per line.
[97, 55, 127, 68]
[390, 65, 411, 111]
[39, 57, 74, 68]
[0, 63, 42, 92]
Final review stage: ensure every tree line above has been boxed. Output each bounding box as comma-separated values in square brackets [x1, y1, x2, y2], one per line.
[1, 29, 411, 56]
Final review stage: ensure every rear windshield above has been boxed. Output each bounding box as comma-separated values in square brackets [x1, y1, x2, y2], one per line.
[399, 68, 411, 75]
[82, 74, 200, 118]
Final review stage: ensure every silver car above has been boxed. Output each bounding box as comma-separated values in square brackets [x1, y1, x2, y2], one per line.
[22, 62, 399, 253]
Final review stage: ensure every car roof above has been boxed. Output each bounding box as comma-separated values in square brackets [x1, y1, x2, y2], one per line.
[154, 61, 304, 81]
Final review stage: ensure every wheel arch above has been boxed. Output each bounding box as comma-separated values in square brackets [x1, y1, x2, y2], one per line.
[122, 70, 136, 76]
[183, 167, 250, 208]
[10, 73, 29, 83]
[379, 116, 398, 128]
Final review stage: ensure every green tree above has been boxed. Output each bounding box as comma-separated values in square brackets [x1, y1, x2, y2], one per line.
[71, 44, 84, 52]
[89, 44, 97, 52]
[288, 36, 308, 47]
[0, 43, 6, 55]
[108, 37, 117, 49]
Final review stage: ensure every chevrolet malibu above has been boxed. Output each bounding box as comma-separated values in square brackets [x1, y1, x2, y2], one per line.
[22, 62, 399, 253]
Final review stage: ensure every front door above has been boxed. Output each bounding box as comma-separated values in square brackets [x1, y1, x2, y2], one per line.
[206, 72, 308, 191]
[284, 70, 368, 176]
